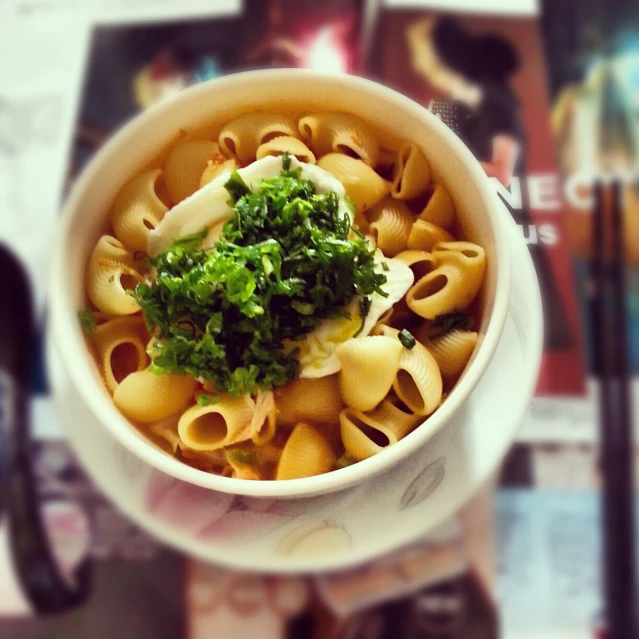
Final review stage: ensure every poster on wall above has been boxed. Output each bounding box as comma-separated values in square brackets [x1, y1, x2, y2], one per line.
[370, 8, 587, 396]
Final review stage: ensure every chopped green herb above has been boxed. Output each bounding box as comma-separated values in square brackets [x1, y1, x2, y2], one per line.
[78, 310, 96, 335]
[224, 170, 251, 202]
[197, 393, 221, 407]
[227, 449, 256, 465]
[398, 329, 416, 349]
[132, 166, 388, 396]
[431, 312, 474, 336]
[353, 296, 372, 338]
[172, 228, 208, 249]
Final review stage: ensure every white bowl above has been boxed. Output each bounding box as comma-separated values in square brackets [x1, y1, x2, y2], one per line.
[50, 69, 511, 499]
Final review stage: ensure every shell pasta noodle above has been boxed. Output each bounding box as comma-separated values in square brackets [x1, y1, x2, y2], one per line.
[79, 107, 489, 481]
[92, 316, 149, 393]
[256, 136, 316, 164]
[86, 236, 143, 315]
[275, 375, 343, 425]
[317, 153, 389, 213]
[340, 399, 421, 461]
[114, 369, 197, 423]
[111, 169, 169, 251]
[367, 197, 414, 257]
[393, 340, 443, 416]
[219, 111, 299, 165]
[434, 241, 486, 305]
[407, 219, 455, 252]
[407, 241, 486, 319]
[165, 140, 222, 204]
[391, 142, 431, 200]
[336, 336, 403, 412]
[407, 264, 469, 319]
[299, 112, 380, 166]
[395, 250, 438, 282]
[200, 154, 239, 188]
[276, 423, 335, 480]
[178, 395, 256, 451]
[426, 330, 479, 383]
[418, 183, 456, 228]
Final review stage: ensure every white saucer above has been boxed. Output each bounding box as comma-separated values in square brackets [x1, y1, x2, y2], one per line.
[48, 214, 542, 574]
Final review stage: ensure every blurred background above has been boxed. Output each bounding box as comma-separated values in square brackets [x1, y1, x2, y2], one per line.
[0, 0, 637, 637]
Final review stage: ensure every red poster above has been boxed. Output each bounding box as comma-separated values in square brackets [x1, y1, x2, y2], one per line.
[371, 10, 586, 396]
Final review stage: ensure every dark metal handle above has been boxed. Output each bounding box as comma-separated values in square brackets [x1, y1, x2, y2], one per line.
[0, 243, 91, 614]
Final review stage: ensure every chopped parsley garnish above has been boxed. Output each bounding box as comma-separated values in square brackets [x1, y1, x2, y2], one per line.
[196, 393, 221, 407]
[430, 312, 474, 336]
[398, 329, 416, 349]
[227, 449, 256, 466]
[132, 161, 388, 396]
[78, 310, 96, 335]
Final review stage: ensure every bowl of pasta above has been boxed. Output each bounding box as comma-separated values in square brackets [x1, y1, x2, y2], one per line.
[50, 69, 511, 499]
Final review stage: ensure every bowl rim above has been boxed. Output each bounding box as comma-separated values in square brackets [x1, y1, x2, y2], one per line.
[50, 68, 512, 498]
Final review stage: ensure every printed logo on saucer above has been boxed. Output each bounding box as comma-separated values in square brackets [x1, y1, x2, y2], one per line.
[399, 457, 446, 510]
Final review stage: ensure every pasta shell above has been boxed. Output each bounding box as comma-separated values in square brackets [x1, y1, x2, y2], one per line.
[418, 184, 456, 228]
[339, 399, 421, 461]
[340, 410, 384, 460]
[336, 336, 403, 411]
[111, 169, 169, 252]
[256, 136, 316, 164]
[433, 241, 486, 269]
[86, 236, 142, 315]
[299, 112, 379, 166]
[391, 142, 431, 200]
[276, 423, 334, 480]
[394, 250, 439, 282]
[275, 375, 342, 426]
[425, 330, 479, 383]
[177, 395, 255, 451]
[200, 155, 239, 188]
[317, 153, 389, 214]
[367, 197, 414, 257]
[406, 264, 470, 319]
[114, 369, 197, 423]
[92, 316, 149, 393]
[165, 140, 221, 204]
[392, 340, 443, 416]
[425, 241, 486, 311]
[219, 112, 298, 165]
[407, 220, 454, 252]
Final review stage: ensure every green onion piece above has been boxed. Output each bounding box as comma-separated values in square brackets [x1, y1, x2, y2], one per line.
[197, 393, 221, 407]
[398, 329, 416, 349]
[78, 310, 96, 335]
